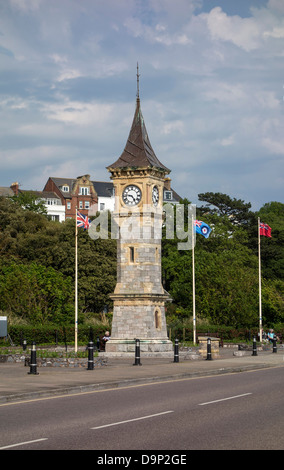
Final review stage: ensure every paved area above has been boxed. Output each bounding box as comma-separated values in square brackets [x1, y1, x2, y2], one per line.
[0, 347, 283, 404]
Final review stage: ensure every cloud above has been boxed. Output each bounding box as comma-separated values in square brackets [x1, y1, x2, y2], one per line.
[9, 0, 42, 12]
[0, 0, 283, 210]
[202, 7, 261, 51]
[219, 134, 236, 147]
[42, 99, 115, 127]
[201, 4, 284, 53]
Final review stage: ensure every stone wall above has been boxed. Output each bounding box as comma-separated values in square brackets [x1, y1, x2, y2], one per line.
[0, 354, 107, 368]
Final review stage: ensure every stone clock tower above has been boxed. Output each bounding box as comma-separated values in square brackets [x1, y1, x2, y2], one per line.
[106, 68, 173, 355]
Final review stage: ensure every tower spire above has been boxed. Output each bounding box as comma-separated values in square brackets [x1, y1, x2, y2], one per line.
[107, 63, 170, 174]
[136, 62, 140, 100]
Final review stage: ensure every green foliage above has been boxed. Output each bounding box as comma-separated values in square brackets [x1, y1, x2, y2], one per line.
[0, 192, 283, 333]
[9, 191, 48, 216]
[198, 192, 255, 226]
[257, 202, 284, 280]
[0, 197, 117, 321]
[7, 324, 107, 345]
[162, 195, 284, 328]
[0, 262, 74, 324]
[167, 321, 260, 343]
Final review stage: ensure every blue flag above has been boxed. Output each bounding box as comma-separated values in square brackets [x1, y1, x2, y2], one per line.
[194, 220, 211, 238]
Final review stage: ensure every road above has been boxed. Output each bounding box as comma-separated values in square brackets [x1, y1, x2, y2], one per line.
[0, 367, 283, 451]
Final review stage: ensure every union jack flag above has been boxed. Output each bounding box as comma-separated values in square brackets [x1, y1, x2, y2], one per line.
[77, 211, 90, 230]
[259, 222, 272, 238]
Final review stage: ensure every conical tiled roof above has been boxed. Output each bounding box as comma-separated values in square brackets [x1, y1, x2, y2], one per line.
[108, 97, 170, 174]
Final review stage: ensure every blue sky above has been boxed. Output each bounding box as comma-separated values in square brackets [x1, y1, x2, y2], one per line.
[0, 0, 283, 210]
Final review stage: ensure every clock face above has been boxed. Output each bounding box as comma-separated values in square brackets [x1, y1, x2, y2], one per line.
[152, 186, 159, 206]
[122, 185, 142, 206]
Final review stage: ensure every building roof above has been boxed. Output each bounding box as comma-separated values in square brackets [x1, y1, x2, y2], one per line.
[20, 189, 61, 200]
[41, 191, 61, 200]
[49, 177, 76, 197]
[107, 97, 170, 174]
[0, 187, 14, 197]
[92, 181, 114, 198]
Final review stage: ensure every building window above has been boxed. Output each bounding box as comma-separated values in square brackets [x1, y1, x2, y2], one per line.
[164, 190, 172, 200]
[155, 308, 162, 330]
[67, 202, 71, 210]
[130, 247, 135, 263]
[79, 201, 83, 209]
[155, 247, 159, 263]
[80, 187, 89, 195]
[62, 186, 69, 192]
[85, 201, 90, 209]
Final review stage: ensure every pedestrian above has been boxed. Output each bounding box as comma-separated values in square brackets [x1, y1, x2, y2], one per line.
[267, 329, 274, 343]
[103, 331, 110, 342]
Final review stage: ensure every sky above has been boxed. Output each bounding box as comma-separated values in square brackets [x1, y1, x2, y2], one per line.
[0, 0, 283, 211]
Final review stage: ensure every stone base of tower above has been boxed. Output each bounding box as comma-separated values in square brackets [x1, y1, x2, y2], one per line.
[105, 338, 173, 357]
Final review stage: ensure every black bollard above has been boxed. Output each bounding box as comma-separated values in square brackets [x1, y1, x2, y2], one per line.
[23, 339, 27, 351]
[174, 338, 179, 363]
[206, 337, 212, 360]
[252, 336, 257, 356]
[87, 341, 94, 370]
[133, 338, 142, 366]
[28, 342, 39, 375]
[273, 336, 277, 353]
[96, 336, 100, 352]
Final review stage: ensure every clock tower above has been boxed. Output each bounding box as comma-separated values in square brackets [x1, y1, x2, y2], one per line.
[106, 67, 173, 355]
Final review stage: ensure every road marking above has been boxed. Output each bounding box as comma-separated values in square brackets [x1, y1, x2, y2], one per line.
[91, 410, 174, 430]
[198, 393, 252, 406]
[2, 367, 273, 407]
[0, 438, 48, 450]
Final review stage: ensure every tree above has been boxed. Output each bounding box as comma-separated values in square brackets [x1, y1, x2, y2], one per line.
[1, 194, 283, 328]
[257, 202, 284, 280]
[198, 192, 255, 226]
[0, 262, 74, 324]
[9, 191, 48, 216]
[162, 197, 284, 327]
[0, 197, 117, 317]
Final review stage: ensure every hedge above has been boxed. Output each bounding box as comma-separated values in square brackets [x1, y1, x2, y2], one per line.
[6, 324, 108, 346]
[5, 322, 284, 347]
[167, 322, 284, 343]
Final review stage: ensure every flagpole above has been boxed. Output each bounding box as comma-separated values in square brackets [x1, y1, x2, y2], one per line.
[258, 217, 262, 343]
[75, 207, 78, 353]
[192, 215, 196, 345]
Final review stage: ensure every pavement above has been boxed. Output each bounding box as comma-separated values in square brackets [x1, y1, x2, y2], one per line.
[0, 346, 284, 405]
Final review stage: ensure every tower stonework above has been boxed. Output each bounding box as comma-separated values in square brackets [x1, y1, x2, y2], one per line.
[106, 79, 173, 355]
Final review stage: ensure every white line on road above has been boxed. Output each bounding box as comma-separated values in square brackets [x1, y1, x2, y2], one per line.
[198, 393, 252, 406]
[91, 410, 174, 430]
[0, 438, 48, 450]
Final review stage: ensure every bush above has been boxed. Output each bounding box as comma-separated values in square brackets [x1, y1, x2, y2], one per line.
[7, 323, 109, 346]
[167, 320, 278, 343]
[0, 262, 74, 324]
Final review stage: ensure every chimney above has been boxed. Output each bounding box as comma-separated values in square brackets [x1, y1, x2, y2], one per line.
[10, 182, 19, 195]
[164, 177, 171, 190]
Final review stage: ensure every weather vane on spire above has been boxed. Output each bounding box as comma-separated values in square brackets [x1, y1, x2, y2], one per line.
[136, 62, 140, 99]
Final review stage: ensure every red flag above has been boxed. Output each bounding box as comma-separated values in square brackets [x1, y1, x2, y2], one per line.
[259, 222, 272, 237]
